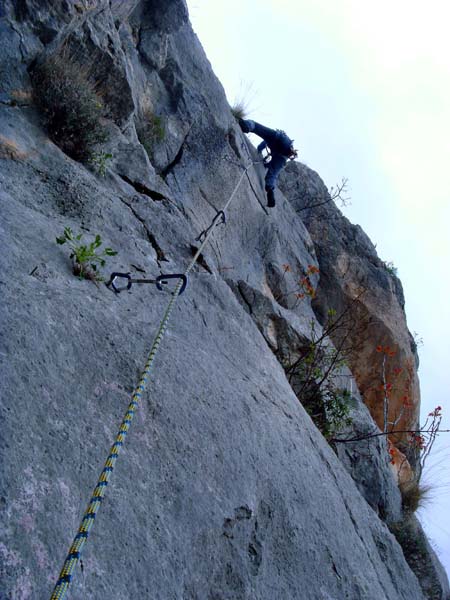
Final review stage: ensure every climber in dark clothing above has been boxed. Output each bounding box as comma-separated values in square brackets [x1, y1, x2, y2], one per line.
[239, 119, 297, 207]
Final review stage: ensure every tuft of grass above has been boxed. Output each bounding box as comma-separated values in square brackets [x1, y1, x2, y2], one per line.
[230, 100, 249, 121]
[400, 479, 432, 514]
[31, 53, 108, 161]
[230, 81, 259, 121]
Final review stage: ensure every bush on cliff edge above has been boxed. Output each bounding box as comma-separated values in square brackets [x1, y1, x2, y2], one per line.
[31, 53, 108, 161]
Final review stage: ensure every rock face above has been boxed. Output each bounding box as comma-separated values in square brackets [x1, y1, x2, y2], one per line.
[279, 163, 421, 478]
[0, 1, 448, 599]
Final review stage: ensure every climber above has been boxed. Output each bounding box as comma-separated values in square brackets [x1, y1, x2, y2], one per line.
[239, 119, 297, 208]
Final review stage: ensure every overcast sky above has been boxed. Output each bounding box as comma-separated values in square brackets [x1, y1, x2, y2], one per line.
[186, 0, 450, 576]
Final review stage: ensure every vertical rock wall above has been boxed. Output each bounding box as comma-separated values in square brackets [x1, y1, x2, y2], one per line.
[280, 162, 421, 478]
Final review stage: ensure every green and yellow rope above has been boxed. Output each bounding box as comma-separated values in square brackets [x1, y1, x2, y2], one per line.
[50, 162, 253, 599]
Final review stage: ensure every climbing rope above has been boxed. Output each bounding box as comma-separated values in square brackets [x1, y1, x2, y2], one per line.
[50, 160, 255, 600]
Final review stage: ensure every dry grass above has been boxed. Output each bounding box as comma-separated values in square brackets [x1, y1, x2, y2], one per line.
[0, 136, 28, 161]
[400, 479, 432, 514]
[31, 53, 108, 161]
[230, 82, 259, 121]
[230, 100, 249, 121]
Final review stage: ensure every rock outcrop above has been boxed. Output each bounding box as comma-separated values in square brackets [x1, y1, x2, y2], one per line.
[279, 162, 421, 473]
[0, 1, 448, 598]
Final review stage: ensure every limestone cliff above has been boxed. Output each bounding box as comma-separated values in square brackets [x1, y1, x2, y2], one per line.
[279, 163, 421, 479]
[0, 1, 448, 599]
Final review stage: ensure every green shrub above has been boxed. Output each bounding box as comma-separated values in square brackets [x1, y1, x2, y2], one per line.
[283, 315, 353, 439]
[31, 54, 108, 161]
[137, 110, 165, 157]
[382, 260, 398, 276]
[56, 227, 117, 281]
[89, 151, 113, 177]
[288, 355, 353, 439]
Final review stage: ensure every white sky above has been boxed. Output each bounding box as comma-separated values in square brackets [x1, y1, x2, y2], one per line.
[187, 0, 450, 577]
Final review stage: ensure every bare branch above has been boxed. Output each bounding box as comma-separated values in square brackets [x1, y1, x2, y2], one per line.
[294, 177, 350, 213]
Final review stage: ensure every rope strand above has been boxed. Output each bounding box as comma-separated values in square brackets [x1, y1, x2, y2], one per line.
[50, 161, 254, 600]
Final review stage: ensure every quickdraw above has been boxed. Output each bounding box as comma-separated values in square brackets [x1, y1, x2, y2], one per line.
[106, 272, 188, 295]
[195, 210, 226, 243]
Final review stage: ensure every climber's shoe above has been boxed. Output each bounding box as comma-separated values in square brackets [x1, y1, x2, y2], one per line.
[266, 188, 275, 208]
[238, 118, 251, 133]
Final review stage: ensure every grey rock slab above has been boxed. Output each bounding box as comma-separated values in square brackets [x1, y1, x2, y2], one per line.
[0, 1, 441, 598]
[0, 130, 423, 600]
[0, 258, 425, 598]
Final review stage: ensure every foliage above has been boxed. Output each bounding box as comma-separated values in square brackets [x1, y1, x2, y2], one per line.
[325, 389, 353, 435]
[89, 151, 113, 177]
[56, 227, 117, 281]
[332, 403, 447, 480]
[374, 348, 443, 474]
[382, 260, 398, 276]
[415, 406, 443, 471]
[275, 263, 319, 306]
[301, 384, 353, 440]
[31, 53, 108, 161]
[283, 311, 353, 439]
[333, 340, 444, 474]
[137, 110, 165, 157]
[412, 330, 424, 351]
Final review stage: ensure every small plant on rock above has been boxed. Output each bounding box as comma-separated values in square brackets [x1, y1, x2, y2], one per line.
[89, 151, 113, 177]
[382, 260, 398, 276]
[56, 227, 117, 281]
[137, 110, 166, 157]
